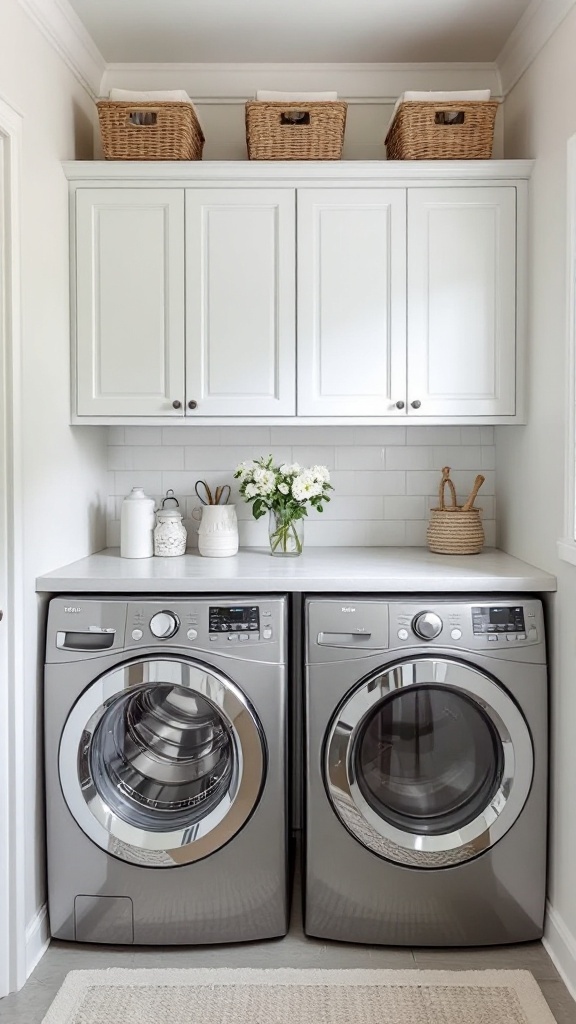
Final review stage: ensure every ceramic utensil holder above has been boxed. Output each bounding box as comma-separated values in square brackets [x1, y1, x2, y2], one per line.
[194, 504, 239, 557]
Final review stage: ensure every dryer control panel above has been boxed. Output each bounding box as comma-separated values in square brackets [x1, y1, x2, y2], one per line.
[390, 599, 544, 653]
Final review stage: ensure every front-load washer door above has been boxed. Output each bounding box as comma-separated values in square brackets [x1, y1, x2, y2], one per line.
[59, 657, 266, 867]
[324, 658, 533, 868]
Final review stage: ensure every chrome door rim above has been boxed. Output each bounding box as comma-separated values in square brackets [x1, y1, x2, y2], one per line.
[59, 657, 265, 867]
[324, 658, 533, 868]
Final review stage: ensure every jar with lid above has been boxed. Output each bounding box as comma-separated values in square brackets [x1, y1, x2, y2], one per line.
[120, 486, 156, 558]
[154, 491, 187, 557]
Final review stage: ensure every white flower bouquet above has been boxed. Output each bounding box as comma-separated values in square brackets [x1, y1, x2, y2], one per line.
[234, 455, 333, 556]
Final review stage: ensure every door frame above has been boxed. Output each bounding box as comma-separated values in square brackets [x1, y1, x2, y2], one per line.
[0, 93, 27, 996]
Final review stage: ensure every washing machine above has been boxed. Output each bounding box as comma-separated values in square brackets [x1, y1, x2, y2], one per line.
[304, 596, 547, 946]
[45, 594, 288, 944]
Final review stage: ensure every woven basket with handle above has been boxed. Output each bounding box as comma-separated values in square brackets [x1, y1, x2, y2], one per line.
[245, 101, 347, 160]
[427, 467, 485, 555]
[97, 101, 205, 161]
[385, 100, 498, 160]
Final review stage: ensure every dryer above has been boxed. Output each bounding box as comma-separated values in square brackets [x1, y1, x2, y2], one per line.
[304, 596, 547, 946]
[45, 595, 288, 944]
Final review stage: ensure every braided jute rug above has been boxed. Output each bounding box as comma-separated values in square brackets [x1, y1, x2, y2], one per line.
[41, 967, 558, 1024]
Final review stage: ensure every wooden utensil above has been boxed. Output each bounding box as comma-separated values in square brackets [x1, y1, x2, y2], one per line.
[461, 474, 485, 511]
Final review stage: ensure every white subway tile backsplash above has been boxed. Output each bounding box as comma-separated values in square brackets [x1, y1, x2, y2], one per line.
[354, 471, 406, 495]
[432, 446, 483, 470]
[219, 426, 272, 445]
[307, 496, 384, 520]
[162, 426, 221, 445]
[123, 427, 163, 445]
[406, 426, 461, 445]
[113, 471, 163, 496]
[386, 447, 435, 471]
[460, 426, 482, 445]
[336, 447, 385, 470]
[271, 426, 352, 445]
[107, 425, 496, 548]
[352, 427, 406, 445]
[384, 496, 426, 520]
[290, 446, 336, 467]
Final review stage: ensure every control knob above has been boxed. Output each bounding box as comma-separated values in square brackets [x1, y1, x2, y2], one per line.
[149, 611, 180, 639]
[412, 611, 443, 640]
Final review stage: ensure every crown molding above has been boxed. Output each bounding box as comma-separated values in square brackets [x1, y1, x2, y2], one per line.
[102, 62, 501, 102]
[18, 0, 575, 106]
[497, 0, 576, 95]
[16, 0, 105, 98]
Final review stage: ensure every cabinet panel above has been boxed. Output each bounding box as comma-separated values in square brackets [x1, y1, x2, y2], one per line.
[185, 189, 295, 416]
[76, 189, 185, 417]
[297, 189, 407, 416]
[407, 187, 516, 417]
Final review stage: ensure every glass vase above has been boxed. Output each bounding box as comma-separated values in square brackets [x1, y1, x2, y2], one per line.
[268, 510, 304, 557]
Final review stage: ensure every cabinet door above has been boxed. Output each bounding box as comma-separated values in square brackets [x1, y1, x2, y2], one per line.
[407, 187, 516, 417]
[185, 189, 295, 416]
[297, 189, 406, 417]
[75, 189, 185, 417]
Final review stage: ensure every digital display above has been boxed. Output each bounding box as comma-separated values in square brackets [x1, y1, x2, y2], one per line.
[209, 606, 260, 633]
[489, 608, 516, 624]
[472, 606, 525, 634]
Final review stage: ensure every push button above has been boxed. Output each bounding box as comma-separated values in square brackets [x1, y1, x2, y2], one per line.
[131, 628, 143, 641]
[506, 635, 517, 642]
[228, 634, 238, 642]
[239, 634, 249, 642]
[488, 635, 499, 642]
[262, 627, 272, 640]
[187, 628, 198, 641]
[517, 633, 527, 640]
[398, 629, 409, 640]
[450, 628, 462, 640]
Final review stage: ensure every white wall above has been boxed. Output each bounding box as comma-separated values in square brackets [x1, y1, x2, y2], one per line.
[0, 0, 108, 976]
[498, 3, 576, 995]
[106, 425, 496, 549]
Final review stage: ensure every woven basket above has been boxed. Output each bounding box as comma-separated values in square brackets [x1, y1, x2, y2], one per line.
[245, 101, 347, 160]
[427, 467, 485, 555]
[385, 100, 498, 160]
[97, 101, 205, 161]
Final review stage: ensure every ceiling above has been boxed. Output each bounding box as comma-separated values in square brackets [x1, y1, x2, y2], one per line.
[66, 0, 532, 65]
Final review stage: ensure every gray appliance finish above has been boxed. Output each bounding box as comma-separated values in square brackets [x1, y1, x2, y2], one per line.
[45, 595, 288, 945]
[304, 596, 547, 947]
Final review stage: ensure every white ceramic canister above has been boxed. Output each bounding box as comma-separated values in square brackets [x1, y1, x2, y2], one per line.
[120, 486, 156, 558]
[194, 504, 239, 557]
[154, 506, 187, 556]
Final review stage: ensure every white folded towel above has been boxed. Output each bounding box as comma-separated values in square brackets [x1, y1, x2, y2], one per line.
[390, 89, 491, 124]
[108, 88, 204, 131]
[255, 90, 338, 102]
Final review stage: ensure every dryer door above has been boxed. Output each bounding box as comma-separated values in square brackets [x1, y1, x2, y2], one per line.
[59, 657, 265, 867]
[324, 657, 533, 868]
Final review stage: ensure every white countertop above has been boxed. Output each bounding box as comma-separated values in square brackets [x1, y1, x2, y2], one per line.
[35, 547, 556, 594]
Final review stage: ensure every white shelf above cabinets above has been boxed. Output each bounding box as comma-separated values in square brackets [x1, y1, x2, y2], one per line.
[66, 160, 532, 426]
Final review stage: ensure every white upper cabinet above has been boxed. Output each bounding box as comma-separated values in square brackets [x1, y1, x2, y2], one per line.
[297, 189, 406, 416]
[407, 187, 517, 417]
[67, 163, 530, 424]
[75, 189, 185, 417]
[185, 189, 295, 416]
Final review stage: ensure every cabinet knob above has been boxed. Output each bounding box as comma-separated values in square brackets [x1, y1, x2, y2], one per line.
[172, 400, 182, 409]
[410, 400, 421, 409]
[188, 400, 198, 410]
[395, 400, 405, 410]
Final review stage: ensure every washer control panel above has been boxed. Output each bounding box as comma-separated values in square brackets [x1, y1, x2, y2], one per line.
[124, 599, 279, 650]
[390, 599, 543, 652]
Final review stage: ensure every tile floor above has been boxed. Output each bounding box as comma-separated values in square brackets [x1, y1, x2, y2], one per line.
[1, 887, 574, 1023]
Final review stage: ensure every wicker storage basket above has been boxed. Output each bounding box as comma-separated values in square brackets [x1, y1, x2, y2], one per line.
[427, 467, 485, 555]
[385, 100, 498, 160]
[245, 101, 347, 160]
[97, 100, 205, 161]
